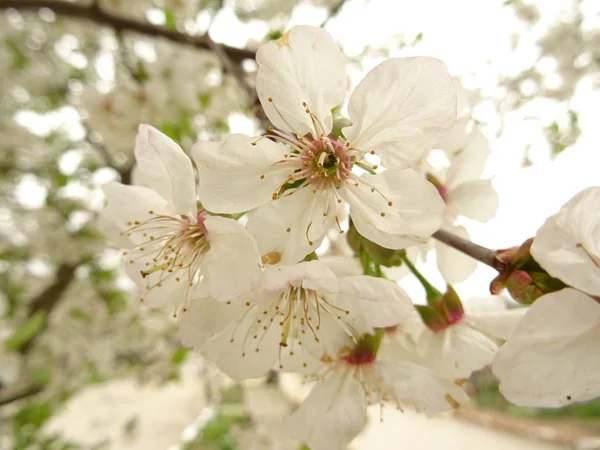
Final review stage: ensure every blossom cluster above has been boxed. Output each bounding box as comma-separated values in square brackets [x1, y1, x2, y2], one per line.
[99, 25, 600, 449]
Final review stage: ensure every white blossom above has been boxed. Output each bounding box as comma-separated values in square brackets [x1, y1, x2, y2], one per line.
[282, 332, 468, 450]
[183, 260, 414, 380]
[403, 297, 524, 379]
[99, 124, 263, 311]
[193, 25, 454, 263]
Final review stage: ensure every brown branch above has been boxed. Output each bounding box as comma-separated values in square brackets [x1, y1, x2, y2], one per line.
[0, 382, 42, 407]
[0, 0, 256, 64]
[320, 0, 348, 27]
[433, 228, 505, 271]
[20, 263, 78, 354]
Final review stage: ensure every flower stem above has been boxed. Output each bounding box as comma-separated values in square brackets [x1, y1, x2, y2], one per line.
[400, 255, 442, 302]
[433, 228, 505, 271]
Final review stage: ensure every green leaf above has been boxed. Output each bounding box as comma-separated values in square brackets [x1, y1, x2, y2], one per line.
[164, 9, 177, 30]
[5, 312, 46, 351]
[13, 401, 53, 430]
[170, 347, 188, 365]
[266, 30, 283, 41]
[199, 93, 212, 108]
[30, 367, 52, 386]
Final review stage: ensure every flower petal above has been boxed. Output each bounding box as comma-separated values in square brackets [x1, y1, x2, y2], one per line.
[201, 309, 281, 380]
[203, 215, 263, 302]
[377, 361, 469, 415]
[256, 25, 346, 137]
[133, 124, 196, 216]
[179, 296, 247, 338]
[465, 308, 526, 341]
[436, 116, 471, 157]
[192, 134, 289, 214]
[264, 260, 338, 294]
[340, 170, 444, 250]
[282, 371, 366, 450]
[334, 276, 414, 332]
[99, 182, 170, 247]
[343, 57, 456, 169]
[435, 223, 477, 284]
[531, 187, 600, 297]
[124, 251, 186, 308]
[445, 130, 491, 189]
[247, 188, 331, 263]
[418, 324, 499, 379]
[493, 289, 600, 407]
[447, 179, 499, 222]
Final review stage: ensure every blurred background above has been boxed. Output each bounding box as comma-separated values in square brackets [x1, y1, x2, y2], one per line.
[1, 0, 600, 449]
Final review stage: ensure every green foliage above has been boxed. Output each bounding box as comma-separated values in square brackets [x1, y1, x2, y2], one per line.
[6, 38, 28, 70]
[475, 382, 600, 429]
[10, 400, 82, 450]
[5, 311, 46, 351]
[170, 346, 188, 365]
[164, 10, 178, 30]
[266, 30, 284, 41]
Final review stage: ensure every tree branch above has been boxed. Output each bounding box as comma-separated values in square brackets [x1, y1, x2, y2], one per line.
[433, 228, 506, 271]
[0, 382, 42, 407]
[320, 0, 349, 27]
[19, 263, 78, 354]
[0, 0, 256, 64]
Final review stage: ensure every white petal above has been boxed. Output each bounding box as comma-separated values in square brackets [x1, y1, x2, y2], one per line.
[247, 188, 331, 263]
[133, 124, 196, 216]
[334, 276, 414, 332]
[201, 310, 281, 380]
[99, 182, 170, 247]
[192, 134, 289, 214]
[203, 215, 263, 302]
[419, 325, 499, 379]
[282, 371, 366, 450]
[340, 170, 444, 250]
[256, 25, 346, 137]
[264, 260, 338, 294]
[321, 255, 363, 277]
[343, 57, 456, 169]
[436, 116, 471, 157]
[179, 296, 247, 337]
[465, 308, 526, 341]
[377, 361, 468, 415]
[445, 130, 491, 189]
[178, 303, 212, 348]
[493, 289, 600, 407]
[435, 224, 477, 284]
[124, 252, 186, 308]
[531, 187, 600, 296]
[447, 179, 499, 222]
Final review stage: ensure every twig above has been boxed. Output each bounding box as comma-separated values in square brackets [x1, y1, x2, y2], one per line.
[19, 264, 77, 354]
[433, 228, 505, 271]
[320, 0, 349, 27]
[0, 382, 42, 407]
[206, 38, 257, 105]
[0, 0, 255, 64]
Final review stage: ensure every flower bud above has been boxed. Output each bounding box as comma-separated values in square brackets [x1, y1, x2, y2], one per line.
[343, 330, 384, 365]
[490, 238, 566, 304]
